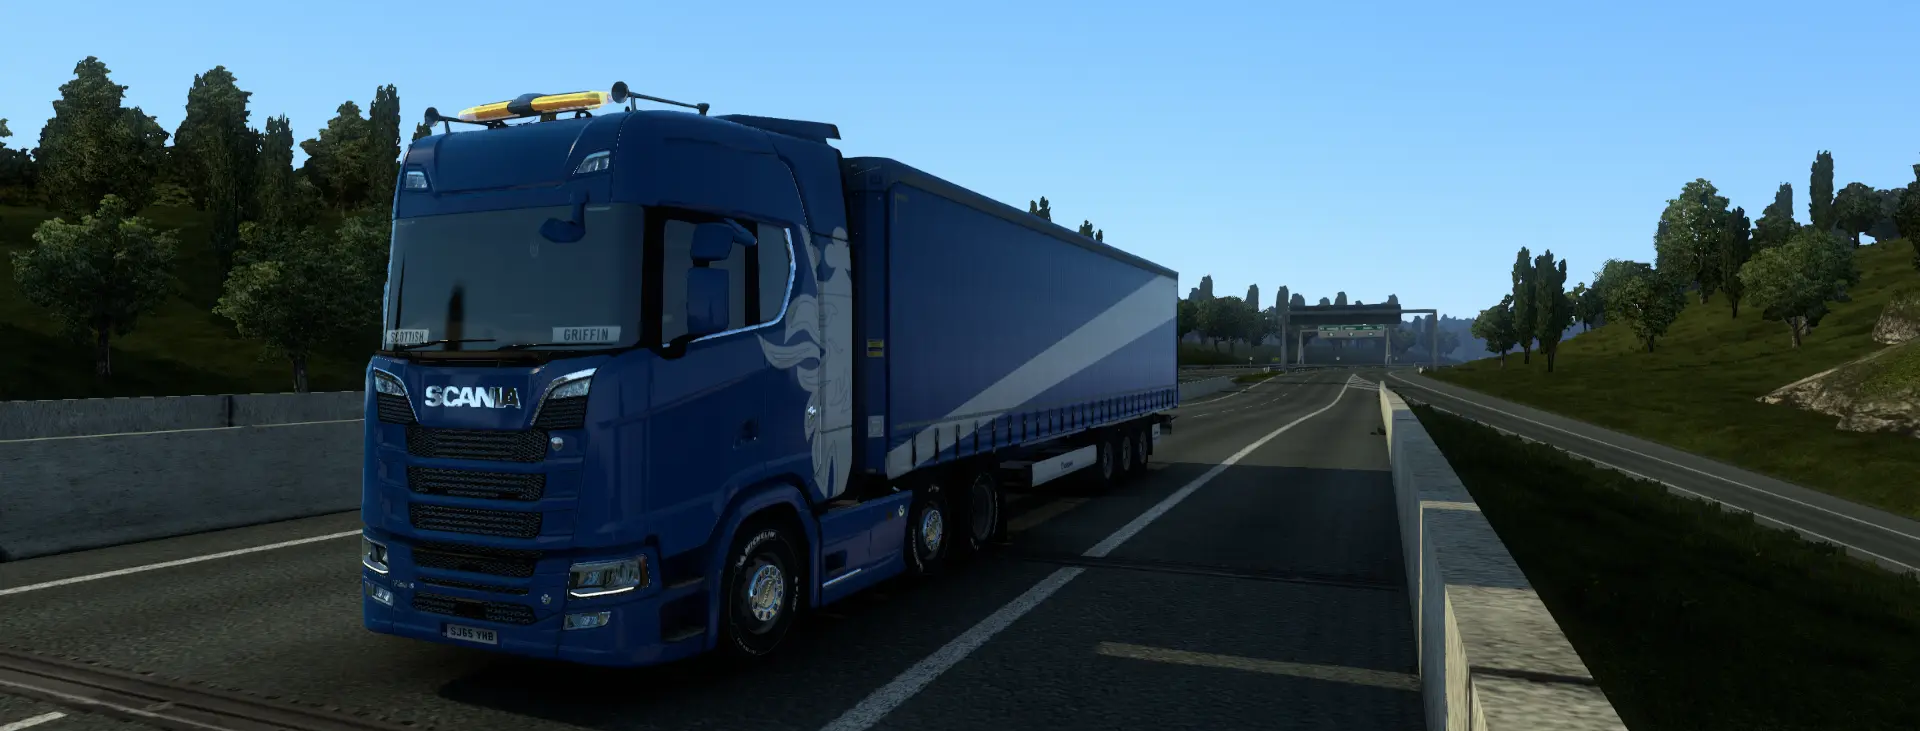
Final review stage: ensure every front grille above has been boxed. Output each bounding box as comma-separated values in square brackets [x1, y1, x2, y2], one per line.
[407, 467, 545, 501]
[407, 427, 547, 462]
[409, 503, 542, 538]
[420, 577, 529, 595]
[376, 393, 416, 424]
[412, 592, 537, 625]
[412, 541, 540, 577]
[532, 396, 587, 430]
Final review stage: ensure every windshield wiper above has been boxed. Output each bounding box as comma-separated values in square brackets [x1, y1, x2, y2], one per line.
[391, 338, 497, 351]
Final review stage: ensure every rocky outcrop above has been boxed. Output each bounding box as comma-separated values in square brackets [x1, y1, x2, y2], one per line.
[1759, 340, 1920, 438]
[1872, 287, 1920, 344]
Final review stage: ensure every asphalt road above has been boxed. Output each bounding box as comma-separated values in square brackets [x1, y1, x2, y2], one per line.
[0, 372, 1421, 731]
[1383, 370, 1920, 576]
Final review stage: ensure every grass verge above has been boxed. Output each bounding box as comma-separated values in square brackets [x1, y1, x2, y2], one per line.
[1232, 370, 1278, 384]
[1414, 403, 1920, 731]
[1434, 239, 1920, 519]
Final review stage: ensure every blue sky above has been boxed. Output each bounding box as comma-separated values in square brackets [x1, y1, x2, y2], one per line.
[4, 0, 1917, 320]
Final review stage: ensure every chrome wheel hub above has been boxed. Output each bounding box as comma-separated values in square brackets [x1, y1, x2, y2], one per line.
[746, 563, 784, 623]
[921, 507, 945, 555]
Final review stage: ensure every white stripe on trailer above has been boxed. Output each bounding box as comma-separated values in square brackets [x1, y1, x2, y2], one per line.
[1026, 444, 1099, 487]
[884, 275, 1178, 479]
[1151, 423, 1162, 443]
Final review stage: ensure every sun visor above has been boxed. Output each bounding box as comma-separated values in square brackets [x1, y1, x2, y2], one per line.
[427, 118, 598, 193]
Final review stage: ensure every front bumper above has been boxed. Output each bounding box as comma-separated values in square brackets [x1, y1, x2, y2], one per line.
[360, 537, 707, 668]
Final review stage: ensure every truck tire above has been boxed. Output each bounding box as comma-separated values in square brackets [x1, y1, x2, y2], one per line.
[906, 483, 952, 575]
[719, 520, 802, 659]
[1127, 427, 1150, 474]
[957, 469, 1005, 553]
[1116, 430, 1137, 481]
[1093, 434, 1119, 489]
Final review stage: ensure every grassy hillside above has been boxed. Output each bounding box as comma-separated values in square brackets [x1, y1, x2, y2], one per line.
[0, 205, 371, 401]
[1436, 238, 1920, 518]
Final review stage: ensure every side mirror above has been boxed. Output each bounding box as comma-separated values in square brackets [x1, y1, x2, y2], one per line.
[685, 268, 731, 337]
[690, 221, 755, 264]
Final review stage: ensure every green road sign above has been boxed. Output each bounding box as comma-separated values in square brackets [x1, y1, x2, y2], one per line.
[1315, 324, 1385, 338]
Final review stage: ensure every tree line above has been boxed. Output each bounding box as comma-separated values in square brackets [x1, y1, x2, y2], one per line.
[1466, 150, 1920, 369]
[4, 57, 414, 390]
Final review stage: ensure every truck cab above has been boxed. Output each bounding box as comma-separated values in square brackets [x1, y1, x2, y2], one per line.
[360, 87, 898, 666]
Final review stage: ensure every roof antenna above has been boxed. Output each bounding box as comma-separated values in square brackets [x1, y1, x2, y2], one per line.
[611, 81, 710, 116]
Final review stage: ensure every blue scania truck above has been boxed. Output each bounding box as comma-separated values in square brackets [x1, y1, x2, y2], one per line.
[359, 83, 1179, 667]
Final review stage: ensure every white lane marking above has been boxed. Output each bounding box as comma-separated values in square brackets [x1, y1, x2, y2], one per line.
[0, 713, 67, 731]
[1388, 373, 1920, 544]
[0, 530, 360, 598]
[820, 382, 1353, 731]
[1417, 402, 1920, 575]
[1, 419, 361, 444]
[1095, 642, 1420, 692]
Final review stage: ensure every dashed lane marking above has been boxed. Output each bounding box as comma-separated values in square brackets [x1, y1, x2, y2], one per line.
[0, 713, 66, 731]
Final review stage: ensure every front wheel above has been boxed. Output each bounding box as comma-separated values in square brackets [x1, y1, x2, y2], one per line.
[719, 521, 802, 659]
[905, 483, 952, 576]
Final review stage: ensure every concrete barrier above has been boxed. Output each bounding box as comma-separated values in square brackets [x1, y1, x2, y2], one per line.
[0, 392, 363, 562]
[1177, 376, 1234, 401]
[1379, 386, 1626, 731]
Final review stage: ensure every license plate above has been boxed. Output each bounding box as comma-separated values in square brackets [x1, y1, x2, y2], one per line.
[443, 624, 497, 645]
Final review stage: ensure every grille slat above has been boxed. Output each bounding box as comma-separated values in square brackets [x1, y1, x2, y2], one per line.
[409, 504, 542, 538]
[412, 592, 537, 625]
[407, 427, 547, 462]
[412, 541, 540, 578]
[376, 393, 416, 425]
[407, 467, 545, 501]
[532, 397, 588, 430]
[420, 577, 529, 596]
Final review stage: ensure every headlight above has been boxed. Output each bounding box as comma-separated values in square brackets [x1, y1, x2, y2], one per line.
[545, 370, 594, 401]
[370, 369, 407, 397]
[568, 556, 648, 597]
[361, 536, 389, 574]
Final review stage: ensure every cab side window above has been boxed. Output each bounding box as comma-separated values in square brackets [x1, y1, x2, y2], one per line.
[657, 215, 797, 346]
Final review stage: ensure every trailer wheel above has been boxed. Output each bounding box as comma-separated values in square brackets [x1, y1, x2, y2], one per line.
[719, 520, 801, 659]
[1129, 427, 1151, 473]
[1116, 431, 1137, 480]
[1097, 434, 1119, 486]
[958, 469, 1005, 553]
[906, 483, 952, 575]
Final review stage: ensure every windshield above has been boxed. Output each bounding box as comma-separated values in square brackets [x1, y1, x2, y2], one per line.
[383, 204, 644, 353]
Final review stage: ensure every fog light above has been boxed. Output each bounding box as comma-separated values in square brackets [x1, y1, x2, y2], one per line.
[365, 581, 394, 606]
[564, 611, 611, 630]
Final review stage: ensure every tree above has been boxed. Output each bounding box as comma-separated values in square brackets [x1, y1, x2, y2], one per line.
[1895, 165, 1920, 272]
[412, 120, 435, 142]
[253, 115, 318, 231]
[1076, 220, 1105, 242]
[1719, 206, 1752, 318]
[300, 101, 374, 212]
[35, 57, 170, 220]
[217, 219, 384, 391]
[1471, 295, 1518, 367]
[1291, 293, 1306, 308]
[1317, 296, 1330, 306]
[174, 66, 258, 271]
[1511, 247, 1536, 363]
[365, 85, 403, 213]
[1245, 284, 1261, 311]
[1177, 298, 1199, 339]
[1653, 178, 1731, 303]
[1197, 295, 1251, 352]
[1601, 260, 1683, 352]
[1753, 182, 1799, 254]
[1833, 182, 1880, 246]
[1738, 228, 1858, 349]
[0, 118, 40, 203]
[1334, 291, 1348, 306]
[1574, 280, 1606, 331]
[1568, 283, 1590, 331]
[1533, 251, 1575, 372]
[9, 195, 177, 377]
[1809, 151, 1835, 232]
[1027, 197, 1051, 221]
